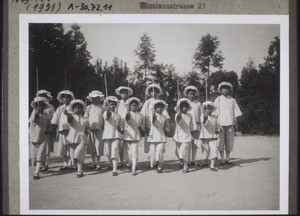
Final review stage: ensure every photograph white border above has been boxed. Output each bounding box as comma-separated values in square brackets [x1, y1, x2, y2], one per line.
[19, 14, 289, 215]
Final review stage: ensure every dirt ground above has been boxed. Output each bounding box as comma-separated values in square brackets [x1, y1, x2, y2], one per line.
[29, 136, 279, 211]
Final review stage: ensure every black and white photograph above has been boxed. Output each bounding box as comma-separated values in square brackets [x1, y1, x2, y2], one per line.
[19, 14, 289, 214]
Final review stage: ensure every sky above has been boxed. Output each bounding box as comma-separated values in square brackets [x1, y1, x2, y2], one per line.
[64, 23, 279, 77]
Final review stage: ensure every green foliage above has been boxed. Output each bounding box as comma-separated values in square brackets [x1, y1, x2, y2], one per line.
[193, 34, 224, 75]
[209, 70, 239, 100]
[237, 37, 280, 135]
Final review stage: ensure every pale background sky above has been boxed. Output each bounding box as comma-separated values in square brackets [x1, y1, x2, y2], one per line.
[64, 23, 279, 77]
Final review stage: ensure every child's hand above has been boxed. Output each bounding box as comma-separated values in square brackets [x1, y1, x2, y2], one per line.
[145, 128, 150, 136]
[152, 113, 157, 123]
[63, 109, 68, 115]
[176, 113, 182, 122]
[117, 126, 124, 135]
[234, 125, 239, 132]
[204, 111, 209, 118]
[107, 110, 111, 119]
[34, 108, 40, 116]
[125, 112, 131, 122]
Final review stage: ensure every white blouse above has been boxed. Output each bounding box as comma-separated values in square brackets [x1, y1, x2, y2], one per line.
[173, 113, 194, 143]
[214, 95, 242, 126]
[84, 104, 104, 130]
[102, 110, 122, 140]
[147, 113, 167, 143]
[123, 111, 145, 141]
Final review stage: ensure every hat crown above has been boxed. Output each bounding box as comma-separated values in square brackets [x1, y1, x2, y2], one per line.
[70, 99, 86, 111]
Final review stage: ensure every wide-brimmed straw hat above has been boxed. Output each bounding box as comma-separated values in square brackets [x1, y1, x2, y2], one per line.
[36, 90, 53, 101]
[115, 86, 133, 96]
[183, 86, 199, 97]
[201, 101, 217, 113]
[174, 98, 192, 112]
[126, 97, 143, 108]
[30, 97, 50, 108]
[86, 90, 105, 102]
[69, 99, 86, 112]
[217, 82, 233, 92]
[57, 90, 75, 103]
[145, 84, 163, 96]
[104, 96, 119, 107]
[151, 99, 168, 111]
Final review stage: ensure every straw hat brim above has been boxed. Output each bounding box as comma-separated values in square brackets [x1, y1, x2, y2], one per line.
[145, 84, 163, 96]
[69, 100, 86, 112]
[115, 87, 133, 96]
[183, 86, 199, 97]
[126, 97, 143, 108]
[57, 91, 75, 103]
[31, 97, 50, 108]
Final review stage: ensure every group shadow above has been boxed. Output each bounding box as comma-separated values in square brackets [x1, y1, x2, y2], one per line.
[34, 157, 274, 179]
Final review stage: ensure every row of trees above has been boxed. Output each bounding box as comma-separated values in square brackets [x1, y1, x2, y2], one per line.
[29, 24, 279, 135]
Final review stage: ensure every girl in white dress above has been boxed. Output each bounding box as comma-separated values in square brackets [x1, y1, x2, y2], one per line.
[122, 97, 145, 175]
[173, 98, 194, 173]
[33, 90, 55, 171]
[51, 90, 75, 171]
[64, 99, 90, 178]
[84, 90, 105, 170]
[102, 96, 123, 176]
[115, 86, 133, 168]
[140, 84, 170, 169]
[147, 100, 169, 173]
[183, 86, 202, 167]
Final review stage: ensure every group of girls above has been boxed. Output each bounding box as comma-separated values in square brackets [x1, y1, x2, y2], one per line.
[29, 82, 242, 180]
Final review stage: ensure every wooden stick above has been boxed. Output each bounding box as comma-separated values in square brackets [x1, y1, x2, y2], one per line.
[176, 79, 180, 100]
[36, 65, 39, 92]
[104, 73, 108, 97]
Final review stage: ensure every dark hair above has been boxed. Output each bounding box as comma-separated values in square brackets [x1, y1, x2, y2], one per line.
[180, 101, 190, 110]
[154, 102, 164, 109]
[129, 100, 139, 106]
[149, 88, 160, 94]
[186, 89, 197, 95]
[220, 85, 231, 90]
[108, 100, 117, 105]
[61, 94, 72, 99]
[205, 105, 214, 111]
[73, 103, 83, 109]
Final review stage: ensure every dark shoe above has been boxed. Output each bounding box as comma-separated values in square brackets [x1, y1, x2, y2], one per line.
[157, 169, 163, 174]
[210, 167, 218, 172]
[112, 172, 118, 176]
[132, 170, 137, 176]
[154, 162, 158, 169]
[118, 163, 126, 169]
[126, 163, 131, 169]
[41, 166, 49, 172]
[89, 164, 97, 170]
[219, 161, 226, 165]
[33, 174, 40, 180]
[59, 166, 69, 171]
[76, 172, 84, 178]
[68, 166, 77, 171]
[200, 163, 209, 168]
[182, 169, 189, 173]
[225, 160, 234, 165]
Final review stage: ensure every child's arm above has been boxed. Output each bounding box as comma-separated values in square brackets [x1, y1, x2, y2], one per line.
[125, 111, 131, 123]
[152, 112, 157, 124]
[175, 112, 182, 123]
[215, 118, 221, 134]
[64, 109, 73, 123]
